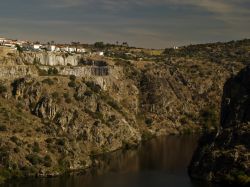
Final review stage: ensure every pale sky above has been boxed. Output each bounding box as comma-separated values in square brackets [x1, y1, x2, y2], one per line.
[0, 0, 249, 48]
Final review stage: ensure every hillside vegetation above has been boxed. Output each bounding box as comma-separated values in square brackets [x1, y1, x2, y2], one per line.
[0, 39, 249, 183]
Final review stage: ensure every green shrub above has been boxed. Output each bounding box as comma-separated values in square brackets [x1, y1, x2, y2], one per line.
[84, 90, 92, 97]
[52, 92, 59, 99]
[107, 100, 121, 111]
[13, 147, 20, 153]
[45, 138, 53, 144]
[86, 81, 101, 93]
[0, 168, 11, 183]
[237, 174, 250, 185]
[0, 125, 7, 131]
[20, 165, 38, 176]
[63, 93, 69, 99]
[145, 118, 153, 126]
[56, 138, 66, 146]
[26, 153, 42, 165]
[225, 170, 250, 185]
[43, 155, 52, 167]
[0, 84, 7, 94]
[69, 75, 76, 81]
[0, 146, 10, 166]
[141, 131, 154, 141]
[68, 81, 77, 88]
[48, 68, 59, 75]
[65, 98, 72, 103]
[10, 136, 19, 144]
[200, 106, 219, 131]
[58, 158, 70, 172]
[16, 102, 24, 109]
[32, 142, 40, 153]
[73, 93, 82, 101]
[42, 78, 54, 85]
[15, 44, 23, 53]
[108, 115, 116, 122]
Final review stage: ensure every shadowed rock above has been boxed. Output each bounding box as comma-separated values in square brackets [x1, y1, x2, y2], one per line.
[188, 66, 250, 185]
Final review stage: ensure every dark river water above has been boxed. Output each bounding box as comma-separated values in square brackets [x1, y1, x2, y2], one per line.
[1, 135, 223, 187]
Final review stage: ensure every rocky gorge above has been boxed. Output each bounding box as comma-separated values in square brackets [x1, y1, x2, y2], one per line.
[189, 66, 250, 186]
[0, 39, 249, 183]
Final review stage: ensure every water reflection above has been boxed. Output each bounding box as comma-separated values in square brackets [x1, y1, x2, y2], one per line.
[1, 135, 222, 187]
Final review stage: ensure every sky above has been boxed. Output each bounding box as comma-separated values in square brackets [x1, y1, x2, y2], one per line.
[0, 0, 249, 48]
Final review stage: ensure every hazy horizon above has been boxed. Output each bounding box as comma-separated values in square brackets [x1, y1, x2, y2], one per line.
[0, 0, 249, 48]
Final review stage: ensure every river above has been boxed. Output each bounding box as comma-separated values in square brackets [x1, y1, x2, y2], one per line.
[1, 135, 223, 187]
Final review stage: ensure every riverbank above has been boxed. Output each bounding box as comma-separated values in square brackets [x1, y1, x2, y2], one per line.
[1, 135, 216, 187]
[0, 130, 190, 184]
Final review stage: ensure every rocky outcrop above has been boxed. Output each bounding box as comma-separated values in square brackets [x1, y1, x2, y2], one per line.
[188, 66, 250, 185]
[34, 96, 57, 120]
[0, 66, 38, 78]
[22, 52, 83, 66]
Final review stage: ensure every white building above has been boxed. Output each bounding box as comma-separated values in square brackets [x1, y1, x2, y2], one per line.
[68, 47, 77, 53]
[99, 51, 104, 56]
[33, 44, 42, 50]
[62, 46, 77, 53]
[77, 48, 86, 53]
[48, 45, 56, 51]
[3, 43, 16, 48]
[0, 38, 6, 44]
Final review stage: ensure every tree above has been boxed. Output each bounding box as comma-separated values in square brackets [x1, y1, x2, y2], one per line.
[122, 42, 128, 47]
[15, 44, 23, 53]
[94, 42, 105, 49]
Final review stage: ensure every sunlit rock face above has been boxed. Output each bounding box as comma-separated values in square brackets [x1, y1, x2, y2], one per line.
[22, 52, 82, 66]
[189, 66, 250, 186]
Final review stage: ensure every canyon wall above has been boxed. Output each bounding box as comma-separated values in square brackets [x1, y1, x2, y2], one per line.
[0, 40, 248, 183]
[188, 66, 250, 185]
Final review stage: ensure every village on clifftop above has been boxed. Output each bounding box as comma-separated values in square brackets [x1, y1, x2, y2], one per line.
[0, 37, 104, 56]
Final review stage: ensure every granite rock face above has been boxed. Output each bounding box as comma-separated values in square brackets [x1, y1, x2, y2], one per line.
[22, 52, 83, 66]
[188, 66, 250, 185]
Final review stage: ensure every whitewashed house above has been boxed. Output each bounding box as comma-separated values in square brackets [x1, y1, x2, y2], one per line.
[0, 38, 6, 45]
[48, 45, 56, 51]
[99, 51, 104, 56]
[33, 44, 42, 50]
[77, 48, 86, 53]
[69, 47, 77, 53]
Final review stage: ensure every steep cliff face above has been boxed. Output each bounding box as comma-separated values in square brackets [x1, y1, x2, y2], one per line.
[0, 75, 141, 181]
[22, 52, 83, 66]
[188, 66, 250, 185]
[0, 66, 38, 78]
[136, 58, 240, 134]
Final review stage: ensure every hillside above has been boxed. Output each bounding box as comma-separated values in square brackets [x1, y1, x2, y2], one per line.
[0, 39, 249, 183]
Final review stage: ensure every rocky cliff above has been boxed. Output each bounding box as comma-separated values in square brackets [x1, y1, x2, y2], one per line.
[188, 66, 250, 186]
[0, 39, 249, 183]
[22, 52, 83, 66]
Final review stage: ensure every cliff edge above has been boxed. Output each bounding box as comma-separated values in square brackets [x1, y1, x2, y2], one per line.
[188, 66, 250, 185]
